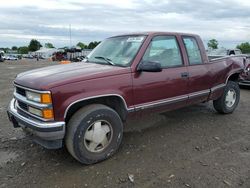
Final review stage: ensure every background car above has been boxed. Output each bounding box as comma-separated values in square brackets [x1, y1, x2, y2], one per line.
[6, 55, 18, 60]
[239, 56, 250, 87]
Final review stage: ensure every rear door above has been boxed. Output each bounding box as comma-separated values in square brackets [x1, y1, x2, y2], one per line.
[132, 35, 189, 111]
[182, 36, 212, 104]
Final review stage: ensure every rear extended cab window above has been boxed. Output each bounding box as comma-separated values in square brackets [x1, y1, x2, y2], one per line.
[183, 37, 203, 65]
[142, 35, 183, 68]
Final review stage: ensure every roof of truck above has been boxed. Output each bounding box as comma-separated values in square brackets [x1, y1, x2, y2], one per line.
[110, 31, 199, 38]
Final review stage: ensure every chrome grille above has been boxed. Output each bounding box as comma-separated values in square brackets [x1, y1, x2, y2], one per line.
[13, 84, 53, 121]
[16, 86, 26, 97]
[17, 100, 28, 111]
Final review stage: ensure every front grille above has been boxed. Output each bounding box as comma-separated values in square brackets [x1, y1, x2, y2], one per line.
[14, 85, 53, 121]
[16, 86, 26, 97]
[17, 101, 28, 111]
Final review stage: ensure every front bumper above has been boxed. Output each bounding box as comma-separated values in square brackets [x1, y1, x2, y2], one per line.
[7, 99, 65, 149]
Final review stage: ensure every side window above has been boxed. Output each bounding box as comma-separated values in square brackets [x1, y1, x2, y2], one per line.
[142, 36, 183, 68]
[183, 37, 203, 65]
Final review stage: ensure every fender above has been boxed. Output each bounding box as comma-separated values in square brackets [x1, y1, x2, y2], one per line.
[63, 94, 134, 119]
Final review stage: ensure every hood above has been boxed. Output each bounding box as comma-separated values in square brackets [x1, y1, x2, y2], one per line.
[15, 62, 131, 90]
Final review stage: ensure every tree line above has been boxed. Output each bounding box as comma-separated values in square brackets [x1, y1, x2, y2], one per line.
[0, 39, 101, 54]
[3, 38, 249, 54]
[207, 39, 250, 54]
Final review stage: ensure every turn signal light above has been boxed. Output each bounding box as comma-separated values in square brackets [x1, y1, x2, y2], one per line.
[41, 93, 52, 104]
[42, 109, 54, 119]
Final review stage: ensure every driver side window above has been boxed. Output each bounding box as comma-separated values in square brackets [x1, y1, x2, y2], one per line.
[142, 36, 183, 68]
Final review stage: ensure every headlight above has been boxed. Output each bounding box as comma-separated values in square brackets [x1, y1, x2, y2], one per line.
[28, 106, 42, 117]
[26, 91, 52, 104]
[28, 106, 54, 119]
[26, 91, 41, 103]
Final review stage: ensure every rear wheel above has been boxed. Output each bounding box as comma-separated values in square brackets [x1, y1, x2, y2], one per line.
[213, 81, 240, 114]
[66, 104, 123, 164]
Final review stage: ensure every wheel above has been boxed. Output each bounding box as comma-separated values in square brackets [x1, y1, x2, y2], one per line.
[213, 81, 240, 114]
[65, 104, 123, 164]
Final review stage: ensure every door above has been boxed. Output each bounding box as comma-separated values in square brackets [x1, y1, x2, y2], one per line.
[182, 36, 212, 104]
[132, 35, 189, 111]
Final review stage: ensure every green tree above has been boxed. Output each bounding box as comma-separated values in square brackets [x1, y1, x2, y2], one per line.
[28, 39, 42, 52]
[76, 42, 87, 49]
[45, 42, 55, 48]
[88, 41, 101, 49]
[207, 39, 218, 49]
[18, 46, 29, 54]
[12, 46, 18, 51]
[0, 48, 10, 53]
[236, 42, 250, 54]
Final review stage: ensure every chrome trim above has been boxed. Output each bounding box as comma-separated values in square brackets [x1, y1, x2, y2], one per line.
[239, 80, 250, 84]
[14, 92, 52, 109]
[14, 83, 50, 94]
[189, 89, 210, 98]
[239, 81, 250, 86]
[134, 89, 212, 110]
[211, 84, 226, 92]
[134, 95, 188, 110]
[8, 99, 64, 129]
[64, 94, 133, 118]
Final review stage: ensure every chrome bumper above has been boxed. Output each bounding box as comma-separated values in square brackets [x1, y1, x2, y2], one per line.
[7, 99, 65, 149]
[239, 80, 250, 86]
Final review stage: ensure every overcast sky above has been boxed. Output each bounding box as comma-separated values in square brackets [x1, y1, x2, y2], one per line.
[0, 0, 250, 48]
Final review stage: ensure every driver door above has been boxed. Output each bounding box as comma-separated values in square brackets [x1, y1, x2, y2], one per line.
[132, 35, 189, 111]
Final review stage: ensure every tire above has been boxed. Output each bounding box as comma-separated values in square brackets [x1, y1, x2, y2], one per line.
[65, 104, 123, 164]
[213, 81, 240, 114]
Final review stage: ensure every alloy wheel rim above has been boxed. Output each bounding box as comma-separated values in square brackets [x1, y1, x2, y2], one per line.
[84, 120, 113, 153]
[225, 89, 236, 108]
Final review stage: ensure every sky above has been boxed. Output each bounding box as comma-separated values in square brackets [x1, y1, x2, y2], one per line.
[0, 0, 250, 48]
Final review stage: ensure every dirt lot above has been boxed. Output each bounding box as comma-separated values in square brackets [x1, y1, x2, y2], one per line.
[0, 60, 250, 188]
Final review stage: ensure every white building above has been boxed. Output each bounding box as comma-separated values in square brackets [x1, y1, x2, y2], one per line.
[31, 47, 58, 58]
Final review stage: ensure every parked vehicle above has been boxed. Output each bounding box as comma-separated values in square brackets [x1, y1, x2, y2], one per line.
[0, 51, 4, 62]
[23, 54, 34, 59]
[52, 51, 67, 61]
[239, 56, 250, 86]
[207, 48, 242, 60]
[7, 32, 245, 164]
[6, 55, 18, 60]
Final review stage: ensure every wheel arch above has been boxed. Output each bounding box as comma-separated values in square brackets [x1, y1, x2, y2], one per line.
[64, 95, 130, 123]
[226, 71, 241, 83]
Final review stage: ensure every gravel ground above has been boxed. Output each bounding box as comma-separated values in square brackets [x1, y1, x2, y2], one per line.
[0, 60, 250, 188]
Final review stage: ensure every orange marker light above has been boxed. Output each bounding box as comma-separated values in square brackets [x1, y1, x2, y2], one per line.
[42, 109, 54, 119]
[41, 93, 52, 104]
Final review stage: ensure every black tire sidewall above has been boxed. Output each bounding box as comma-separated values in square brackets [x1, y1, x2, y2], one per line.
[73, 107, 123, 164]
[222, 81, 240, 113]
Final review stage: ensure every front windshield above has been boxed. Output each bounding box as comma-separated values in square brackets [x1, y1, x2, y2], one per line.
[85, 35, 146, 67]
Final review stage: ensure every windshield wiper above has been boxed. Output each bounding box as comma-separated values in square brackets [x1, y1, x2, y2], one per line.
[94, 56, 115, 65]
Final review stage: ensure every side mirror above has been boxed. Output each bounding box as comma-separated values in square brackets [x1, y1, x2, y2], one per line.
[137, 61, 162, 72]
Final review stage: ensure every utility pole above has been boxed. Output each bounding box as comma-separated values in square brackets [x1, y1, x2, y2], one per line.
[69, 24, 72, 47]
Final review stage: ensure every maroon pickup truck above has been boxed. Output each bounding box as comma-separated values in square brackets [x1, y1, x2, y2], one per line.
[7, 32, 245, 164]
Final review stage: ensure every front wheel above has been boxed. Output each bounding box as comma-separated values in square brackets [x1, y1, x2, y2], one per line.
[65, 104, 123, 164]
[213, 81, 240, 114]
